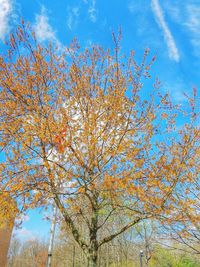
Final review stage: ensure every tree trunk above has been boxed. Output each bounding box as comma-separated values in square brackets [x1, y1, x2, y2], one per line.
[87, 250, 98, 267]
[87, 199, 99, 267]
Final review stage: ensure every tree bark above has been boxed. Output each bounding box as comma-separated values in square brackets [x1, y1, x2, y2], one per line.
[87, 250, 98, 267]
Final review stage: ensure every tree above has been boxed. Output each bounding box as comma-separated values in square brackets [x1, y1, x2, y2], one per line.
[150, 245, 200, 267]
[7, 237, 48, 267]
[161, 170, 200, 254]
[0, 23, 199, 267]
[157, 102, 200, 255]
[134, 221, 157, 266]
[0, 193, 17, 267]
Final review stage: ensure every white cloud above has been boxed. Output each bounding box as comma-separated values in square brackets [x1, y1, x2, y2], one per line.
[163, 80, 188, 104]
[188, 13, 200, 33]
[88, 0, 97, 23]
[83, 0, 97, 22]
[67, 6, 80, 30]
[128, 1, 135, 13]
[13, 227, 36, 241]
[184, 4, 200, 57]
[163, 2, 182, 23]
[17, 214, 30, 223]
[165, 2, 200, 58]
[151, 0, 180, 62]
[0, 0, 13, 41]
[67, 15, 73, 31]
[128, 1, 152, 37]
[34, 6, 59, 45]
[85, 39, 93, 47]
[128, 1, 146, 14]
[67, 1, 97, 30]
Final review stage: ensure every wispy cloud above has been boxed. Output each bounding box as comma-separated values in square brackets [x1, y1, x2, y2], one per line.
[128, 1, 143, 14]
[83, 0, 97, 23]
[85, 39, 93, 47]
[88, 0, 97, 23]
[34, 6, 60, 46]
[128, 1, 151, 36]
[151, 0, 180, 62]
[161, 78, 189, 105]
[166, 85, 187, 104]
[67, 6, 80, 30]
[185, 5, 200, 34]
[0, 0, 13, 41]
[184, 4, 200, 57]
[13, 227, 36, 241]
[128, 1, 135, 13]
[16, 214, 30, 224]
[165, 2, 200, 58]
[163, 2, 182, 23]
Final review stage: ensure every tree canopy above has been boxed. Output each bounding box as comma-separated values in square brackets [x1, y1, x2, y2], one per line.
[0, 23, 199, 266]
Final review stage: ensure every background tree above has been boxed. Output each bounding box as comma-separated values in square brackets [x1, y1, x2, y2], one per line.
[7, 238, 48, 267]
[0, 23, 199, 267]
[158, 96, 200, 255]
[7, 233, 200, 267]
[0, 193, 18, 267]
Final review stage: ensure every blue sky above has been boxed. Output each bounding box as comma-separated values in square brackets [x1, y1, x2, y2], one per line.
[0, 0, 200, 241]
